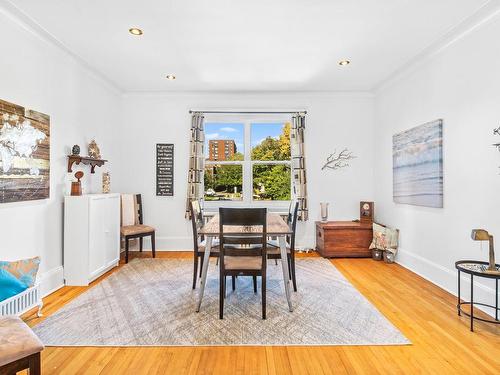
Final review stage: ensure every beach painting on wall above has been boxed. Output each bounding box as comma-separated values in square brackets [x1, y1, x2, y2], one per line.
[393, 119, 443, 208]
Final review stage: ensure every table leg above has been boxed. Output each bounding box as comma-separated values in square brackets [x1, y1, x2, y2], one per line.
[196, 235, 213, 312]
[470, 274, 474, 332]
[496, 279, 498, 322]
[278, 235, 293, 312]
[457, 270, 461, 316]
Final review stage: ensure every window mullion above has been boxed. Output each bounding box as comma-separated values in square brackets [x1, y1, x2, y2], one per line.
[243, 121, 252, 203]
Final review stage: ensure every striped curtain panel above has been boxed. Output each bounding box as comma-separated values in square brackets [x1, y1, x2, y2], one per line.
[291, 113, 308, 221]
[185, 112, 205, 219]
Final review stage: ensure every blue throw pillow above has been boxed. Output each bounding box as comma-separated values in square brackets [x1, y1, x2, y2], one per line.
[0, 268, 28, 302]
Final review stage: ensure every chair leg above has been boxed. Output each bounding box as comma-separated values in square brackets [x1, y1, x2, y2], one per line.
[290, 253, 297, 292]
[220, 273, 225, 319]
[125, 238, 129, 263]
[200, 256, 204, 277]
[139, 237, 143, 252]
[151, 233, 156, 258]
[29, 352, 41, 375]
[232, 276, 236, 291]
[253, 275, 257, 293]
[192, 255, 199, 289]
[275, 259, 278, 266]
[262, 272, 266, 320]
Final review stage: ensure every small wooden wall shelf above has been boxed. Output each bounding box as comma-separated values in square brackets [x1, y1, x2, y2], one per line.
[67, 155, 107, 174]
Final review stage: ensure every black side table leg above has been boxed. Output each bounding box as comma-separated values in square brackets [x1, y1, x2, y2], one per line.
[470, 274, 474, 332]
[457, 270, 461, 316]
[496, 279, 498, 322]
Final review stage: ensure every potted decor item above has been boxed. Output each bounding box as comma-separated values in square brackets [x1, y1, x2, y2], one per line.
[102, 172, 110, 193]
[71, 144, 80, 155]
[369, 223, 399, 263]
[371, 248, 383, 261]
[88, 139, 101, 159]
[71, 171, 84, 196]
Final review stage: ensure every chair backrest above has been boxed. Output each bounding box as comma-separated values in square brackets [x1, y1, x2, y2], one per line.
[219, 208, 267, 256]
[121, 194, 143, 226]
[289, 201, 299, 250]
[190, 200, 204, 253]
[136, 194, 143, 225]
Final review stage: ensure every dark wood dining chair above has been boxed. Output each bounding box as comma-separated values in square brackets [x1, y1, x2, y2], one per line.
[267, 201, 299, 291]
[190, 200, 220, 289]
[219, 207, 268, 319]
[121, 194, 156, 263]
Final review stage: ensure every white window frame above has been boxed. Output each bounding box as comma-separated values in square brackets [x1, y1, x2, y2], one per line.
[204, 115, 292, 210]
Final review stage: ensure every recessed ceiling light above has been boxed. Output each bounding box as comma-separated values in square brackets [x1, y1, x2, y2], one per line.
[166, 74, 176, 80]
[129, 28, 143, 36]
[338, 60, 351, 66]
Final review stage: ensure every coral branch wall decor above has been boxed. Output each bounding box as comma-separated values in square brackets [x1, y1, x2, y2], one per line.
[0, 99, 50, 203]
[321, 148, 356, 170]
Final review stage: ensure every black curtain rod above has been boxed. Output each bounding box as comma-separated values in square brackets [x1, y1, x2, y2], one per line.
[189, 110, 307, 114]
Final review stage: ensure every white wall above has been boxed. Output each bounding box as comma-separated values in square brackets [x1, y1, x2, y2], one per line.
[116, 93, 375, 250]
[0, 7, 121, 295]
[374, 13, 500, 313]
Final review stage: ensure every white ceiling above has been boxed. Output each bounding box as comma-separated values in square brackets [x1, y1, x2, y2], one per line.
[8, 0, 491, 92]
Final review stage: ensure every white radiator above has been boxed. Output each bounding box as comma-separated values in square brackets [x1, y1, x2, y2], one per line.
[0, 284, 43, 317]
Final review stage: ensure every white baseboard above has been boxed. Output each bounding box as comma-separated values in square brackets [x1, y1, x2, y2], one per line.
[38, 266, 64, 297]
[396, 248, 497, 318]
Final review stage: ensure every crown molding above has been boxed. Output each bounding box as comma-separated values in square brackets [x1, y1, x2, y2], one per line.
[0, 1, 123, 95]
[122, 90, 374, 99]
[373, 0, 500, 93]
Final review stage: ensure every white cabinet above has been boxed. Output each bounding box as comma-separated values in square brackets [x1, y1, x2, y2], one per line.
[64, 194, 120, 286]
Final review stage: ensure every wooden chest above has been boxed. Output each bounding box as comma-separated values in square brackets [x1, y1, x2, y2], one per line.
[315, 221, 373, 258]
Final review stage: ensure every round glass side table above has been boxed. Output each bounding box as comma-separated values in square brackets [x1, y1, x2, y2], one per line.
[455, 260, 500, 332]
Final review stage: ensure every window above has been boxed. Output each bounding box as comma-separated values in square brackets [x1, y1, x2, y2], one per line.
[204, 120, 292, 205]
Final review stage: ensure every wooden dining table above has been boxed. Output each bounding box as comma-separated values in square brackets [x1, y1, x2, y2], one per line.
[196, 213, 294, 313]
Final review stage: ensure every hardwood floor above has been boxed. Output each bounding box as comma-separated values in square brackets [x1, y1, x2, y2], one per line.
[21, 251, 500, 375]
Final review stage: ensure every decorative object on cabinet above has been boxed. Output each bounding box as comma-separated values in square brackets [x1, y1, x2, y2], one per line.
[64, 194, 120, 286]
[156, 144, 174, 196]
[71, 144, 80, 155]
[0, 99, 50, 203]
[67, 155, 107, 173]
[471, 229, 499, 275]
[320, 202, 329, 222]
[88, 139, 101, 159]
[316, 221, 373, 258]
[393, 119, 443, 208]
[102, 172, 110, 193]
[360, 201, 374, 223]
[321, 148, 356, 170]
[70, 171, 84, 196]
[120, 194, 156, 263]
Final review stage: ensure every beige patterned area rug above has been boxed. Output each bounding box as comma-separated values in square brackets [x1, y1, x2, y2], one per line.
[34, 258, 410, 346]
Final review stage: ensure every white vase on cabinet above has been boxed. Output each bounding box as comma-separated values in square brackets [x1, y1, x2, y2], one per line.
[64, 193, 120, 286]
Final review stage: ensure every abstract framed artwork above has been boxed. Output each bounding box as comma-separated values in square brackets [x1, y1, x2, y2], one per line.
[0, 99, 50, 203]
[393, 119, 443, 208]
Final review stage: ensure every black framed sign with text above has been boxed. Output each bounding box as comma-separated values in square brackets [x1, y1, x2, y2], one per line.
[156, 143, 174, 196]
